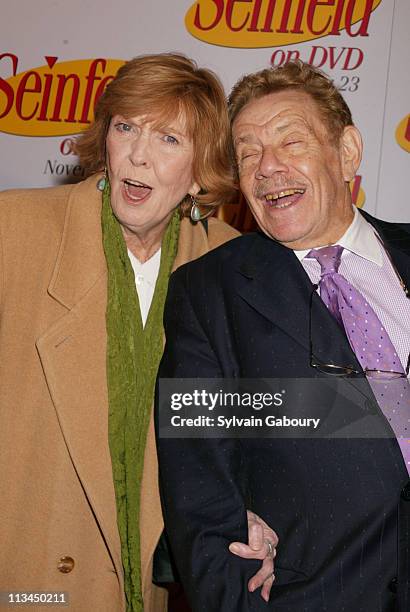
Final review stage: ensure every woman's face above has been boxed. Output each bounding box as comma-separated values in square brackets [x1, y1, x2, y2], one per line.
[106, 112, 199, 239]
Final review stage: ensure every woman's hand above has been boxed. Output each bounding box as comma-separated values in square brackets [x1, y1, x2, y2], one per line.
[229, 510, 278, 602]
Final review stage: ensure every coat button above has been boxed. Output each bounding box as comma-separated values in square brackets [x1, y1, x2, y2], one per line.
[401, 481, 410, 501]
[388, 578, 397, 593]
[57, 556, 75, 573]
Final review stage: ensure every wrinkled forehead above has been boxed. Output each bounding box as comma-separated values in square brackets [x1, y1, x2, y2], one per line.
[232, 90, 326, 139]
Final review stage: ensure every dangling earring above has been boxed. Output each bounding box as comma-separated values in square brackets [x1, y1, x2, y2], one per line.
[97, 168, 107, 192]
[190, 194, 202, 222]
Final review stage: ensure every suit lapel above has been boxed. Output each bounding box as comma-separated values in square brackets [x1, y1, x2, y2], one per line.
[35, 176, 124, 589]
[233, 222, 410, 434]
[235, 216, 410, 365]
[235, 232, 361, 368]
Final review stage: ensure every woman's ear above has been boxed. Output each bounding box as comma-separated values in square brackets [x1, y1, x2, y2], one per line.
[341, 125, 363, 182]
[188, 181, 200, 197]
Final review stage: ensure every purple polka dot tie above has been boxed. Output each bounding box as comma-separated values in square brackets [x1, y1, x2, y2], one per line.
[308, 245, 410, 474]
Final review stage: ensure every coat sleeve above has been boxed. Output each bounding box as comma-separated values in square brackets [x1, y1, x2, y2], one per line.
[0, 195, 5, 313]
[0, 219, 3, 313]
[155, 265, 265, 612]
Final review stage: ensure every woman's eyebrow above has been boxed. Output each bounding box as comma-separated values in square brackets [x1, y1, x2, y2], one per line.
[160, 126, 186, 136]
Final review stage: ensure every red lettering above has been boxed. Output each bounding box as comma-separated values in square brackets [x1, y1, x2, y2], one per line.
[286, 49, 301, 62]
[45, 56, 58, 69]
[308, 45, 328, 67]
[307, 0, 335, 36]
[342, 47, 363, 70]
[37, 74, 53, 121]
[93, 76, 115, 112]
[226, 0, 252, 32]
[0, 55, 119, 130]
[193, 0, 224, 30]
[15, 72, 41, 120]
[328, 46, 346, 69]
[247, 0, 263, 31]
[261, 0, 278, 33]
[51, 74, 80, 122]
[270, 49, 287, 66]
[190, 0, 376, 40]
[79, 59, 106, 123]
[345, 0, 372, 37]
[276, 0, 293, 33]
[289, 0, 307, 34]
[38, 57, 59, 122]
[60, 138, 76, 155]
[0, 53, 18, 119]
[329, 0, 345, 35]
[405, 117, 410, 143]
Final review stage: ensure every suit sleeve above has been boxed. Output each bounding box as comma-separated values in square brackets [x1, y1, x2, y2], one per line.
[155, 266, 265, 612]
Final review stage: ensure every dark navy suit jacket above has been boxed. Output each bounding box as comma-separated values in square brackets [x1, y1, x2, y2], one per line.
[156, 213, 410, 611]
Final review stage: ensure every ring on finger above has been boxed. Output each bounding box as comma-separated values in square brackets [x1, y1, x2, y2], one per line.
[265, 539, 274, 558]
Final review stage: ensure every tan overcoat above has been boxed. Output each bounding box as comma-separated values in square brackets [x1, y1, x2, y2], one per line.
[0, 175, 239, 611]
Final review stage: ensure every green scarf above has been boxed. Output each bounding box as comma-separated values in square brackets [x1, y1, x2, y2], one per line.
[101, 181, 180, 611]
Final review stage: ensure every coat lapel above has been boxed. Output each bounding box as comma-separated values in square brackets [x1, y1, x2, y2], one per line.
[235, 232, 360, 368]
[35, 176, 124, 592]
[234, 224, 410, 436]
[234, 232, 383, 434]
[235, 218, 410, 366]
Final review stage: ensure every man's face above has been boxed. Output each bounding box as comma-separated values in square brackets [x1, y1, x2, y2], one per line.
[232, 90, 361, 250]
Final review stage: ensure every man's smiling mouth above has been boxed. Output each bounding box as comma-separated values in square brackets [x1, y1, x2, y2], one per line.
[264, 188, 306, 209]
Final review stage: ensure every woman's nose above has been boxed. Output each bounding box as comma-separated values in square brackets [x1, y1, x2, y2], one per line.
[129, 135, 151, 167]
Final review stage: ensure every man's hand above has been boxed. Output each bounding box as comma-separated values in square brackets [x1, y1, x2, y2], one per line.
[229, 510, 278, 603]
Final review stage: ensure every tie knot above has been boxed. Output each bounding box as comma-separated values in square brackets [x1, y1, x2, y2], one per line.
[307, 245, 343, 276]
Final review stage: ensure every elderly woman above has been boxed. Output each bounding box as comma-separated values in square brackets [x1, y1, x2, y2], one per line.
[0, 53, 276, 612]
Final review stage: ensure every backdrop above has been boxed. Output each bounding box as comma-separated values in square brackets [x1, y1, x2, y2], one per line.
[1, 0, 409, 225]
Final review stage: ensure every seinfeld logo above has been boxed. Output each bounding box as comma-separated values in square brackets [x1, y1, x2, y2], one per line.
[185, 0, 382, 48]
[0, 54, 124, 136]
[395, 114, 410, 153]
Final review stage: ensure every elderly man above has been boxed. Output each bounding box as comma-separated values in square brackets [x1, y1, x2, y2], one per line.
[156, 62, 410, 611]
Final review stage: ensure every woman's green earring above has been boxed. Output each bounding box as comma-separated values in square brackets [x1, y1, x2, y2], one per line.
[97, 168, 107, 192]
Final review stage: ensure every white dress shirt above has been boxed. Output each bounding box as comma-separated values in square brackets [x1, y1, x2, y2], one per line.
[295, 208, 410, 374]
[127, 248, 161, 327]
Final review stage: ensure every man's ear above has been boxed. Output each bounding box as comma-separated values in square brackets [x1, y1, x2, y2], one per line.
[341, 125, 363, 182]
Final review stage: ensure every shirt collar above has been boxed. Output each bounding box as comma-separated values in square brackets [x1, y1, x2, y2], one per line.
[293, 207, 383, 266]
[127, 247, 161, 285]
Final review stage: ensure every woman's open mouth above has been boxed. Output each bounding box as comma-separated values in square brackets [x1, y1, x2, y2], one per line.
[123, 179, 152, 202]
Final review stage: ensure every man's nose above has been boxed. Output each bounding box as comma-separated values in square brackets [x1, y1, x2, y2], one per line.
[256, 147, 288, 178]
[129, 135, 151, 167]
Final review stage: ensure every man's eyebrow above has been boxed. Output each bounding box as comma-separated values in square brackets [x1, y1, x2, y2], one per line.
[276, 119, 310, 133]
[233, 135, 256, 145]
